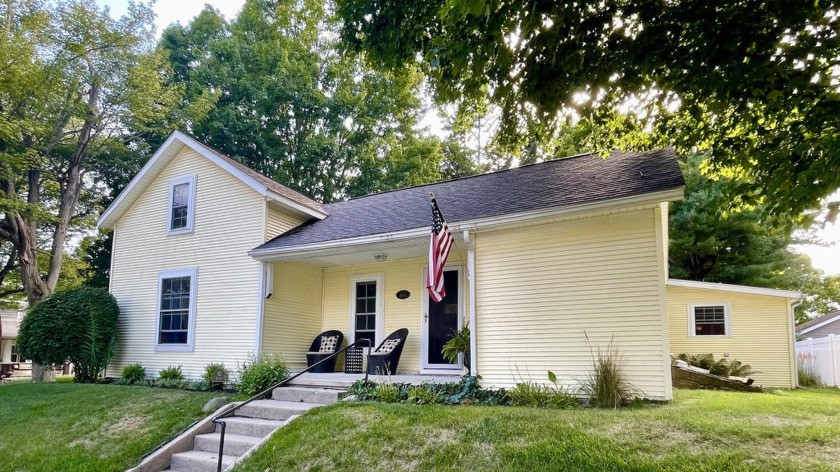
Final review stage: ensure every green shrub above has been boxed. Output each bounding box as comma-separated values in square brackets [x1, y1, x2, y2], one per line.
[407, 385, 441, 405]
[508, 372, 577, 409]
[159, 365, 184, 381]
[441, 326, 470, 372]
[374, 382, 402, 402]
[581, 334, 635, 408]
[677, 353, 755, 378]
[119, 363, 146, 385]
[203, 363, 228, 389]
[347, 378, 510, 405]
[155, 378, 188, 389]
[238, 353, 289, 396]
[185, 380, 211, 391]
[17, 287, 120, 383]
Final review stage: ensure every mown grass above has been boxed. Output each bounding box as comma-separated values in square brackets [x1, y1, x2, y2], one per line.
[0, 382, 222, 472]
[235, 388, 840, 472]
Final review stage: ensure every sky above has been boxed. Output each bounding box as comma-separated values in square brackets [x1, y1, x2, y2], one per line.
[95, 0, 840, 276]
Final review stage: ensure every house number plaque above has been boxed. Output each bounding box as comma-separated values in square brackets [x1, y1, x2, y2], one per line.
[396, 290, 411, 299]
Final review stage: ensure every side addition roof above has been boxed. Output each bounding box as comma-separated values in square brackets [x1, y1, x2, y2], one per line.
[252, 149, 685, 255]
[667, 279, 802, 300]
[97, 131, 326, 229]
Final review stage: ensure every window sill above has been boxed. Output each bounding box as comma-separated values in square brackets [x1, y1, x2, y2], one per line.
[154, 344, 195, 352]
[689, 334, 732, 339]
[167, 228, 194, 236]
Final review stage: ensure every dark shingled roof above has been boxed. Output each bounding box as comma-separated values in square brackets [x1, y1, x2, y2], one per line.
[253, 149, 685, 252]
[199, 139, 326, 215]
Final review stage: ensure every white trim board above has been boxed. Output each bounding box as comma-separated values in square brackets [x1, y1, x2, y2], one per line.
[668, 279, 801, 300]
[97, 131, 325, 229]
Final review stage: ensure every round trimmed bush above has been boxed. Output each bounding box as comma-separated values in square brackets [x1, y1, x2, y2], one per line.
[17, 286, 120, 383]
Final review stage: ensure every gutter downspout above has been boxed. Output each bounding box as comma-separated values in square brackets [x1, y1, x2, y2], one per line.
[464, 230, 478, 376]
[790, 298, 803, 388]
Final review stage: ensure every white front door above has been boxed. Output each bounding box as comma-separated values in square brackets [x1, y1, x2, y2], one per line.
[421, 266, 464, 372]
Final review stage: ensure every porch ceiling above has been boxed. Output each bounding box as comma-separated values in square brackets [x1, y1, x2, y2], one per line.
[263, 235, 437, 267]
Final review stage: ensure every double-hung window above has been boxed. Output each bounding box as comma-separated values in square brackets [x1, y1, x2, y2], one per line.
[351, 275, 383, 347]
[689, 303, 731, 337]
[168, 176, 196, 234]
[156, 268, 197, 351]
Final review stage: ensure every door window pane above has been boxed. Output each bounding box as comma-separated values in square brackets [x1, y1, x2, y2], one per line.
[354, 281, 376, 344]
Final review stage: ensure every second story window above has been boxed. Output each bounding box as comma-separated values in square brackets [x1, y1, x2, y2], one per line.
[168, 176, 196, 234]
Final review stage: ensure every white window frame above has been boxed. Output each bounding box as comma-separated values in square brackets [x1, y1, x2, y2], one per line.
[348, 274, 384, 348]
[155, 267, 198, 352]
[167, 175, 197, 235]
[688, 302, 732, 338]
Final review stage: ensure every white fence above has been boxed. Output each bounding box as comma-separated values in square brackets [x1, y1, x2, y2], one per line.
[796, 335, 840, 387]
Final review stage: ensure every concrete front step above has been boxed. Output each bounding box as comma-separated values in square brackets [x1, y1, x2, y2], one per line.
[194, 432, 262, 456]
[168, 450, 236, 472]
[215, 416, 284, 437]
[271, 386, 345, 404]
[233, 399, 316, 421]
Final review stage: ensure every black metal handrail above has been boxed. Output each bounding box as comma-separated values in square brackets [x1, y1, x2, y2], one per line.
[211, 339, 372, 472]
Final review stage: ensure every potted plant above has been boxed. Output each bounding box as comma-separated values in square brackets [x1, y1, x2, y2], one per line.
[441, 325, 471, 374]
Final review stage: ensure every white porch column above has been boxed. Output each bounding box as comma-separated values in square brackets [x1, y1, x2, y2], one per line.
[464, 230, 478, 376]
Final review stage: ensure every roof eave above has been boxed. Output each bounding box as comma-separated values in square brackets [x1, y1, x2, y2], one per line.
[667, 278, 802, 300]
[249, 186, 684, 261]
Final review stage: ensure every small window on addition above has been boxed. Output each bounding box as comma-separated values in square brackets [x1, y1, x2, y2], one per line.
[691, 304, 730, 336]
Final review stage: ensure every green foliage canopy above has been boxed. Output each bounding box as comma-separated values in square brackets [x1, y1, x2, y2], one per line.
[17, 286, 120, 382]
[159, 0, 479, 203]
[337, 0, 840, 218]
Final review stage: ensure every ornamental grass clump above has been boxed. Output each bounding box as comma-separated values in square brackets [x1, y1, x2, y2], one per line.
[508, 370, 577, 409]
[797, 352, 822, 388]
[118, 363, 147, 385]
[238, 353, 289, 396]
[581, 333, 635, 408]
[158, 365, 184, 381]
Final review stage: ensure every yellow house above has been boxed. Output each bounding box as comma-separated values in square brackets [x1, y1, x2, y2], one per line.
[666, 280, 800, 388]
[98, 132, 800, 400]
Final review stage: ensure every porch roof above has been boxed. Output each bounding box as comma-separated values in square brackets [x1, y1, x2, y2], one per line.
[250, 149, 684, 256]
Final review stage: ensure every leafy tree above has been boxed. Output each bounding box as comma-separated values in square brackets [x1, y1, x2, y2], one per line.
[0, 1, 185, 311]
[159, 0, 445, 203]
[17, 286, 120, 382]
[669, 154, 839, 323]
[337, 1, 840, 219]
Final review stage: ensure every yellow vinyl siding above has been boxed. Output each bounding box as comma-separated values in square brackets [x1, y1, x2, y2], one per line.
[265, 204, 305, 240]
[262, 262, 324, 371]
[320, 255, 469, 374]
[667, 285, 796, 388]
[475, 207, 671, 400]
[109, 146, 265, 379]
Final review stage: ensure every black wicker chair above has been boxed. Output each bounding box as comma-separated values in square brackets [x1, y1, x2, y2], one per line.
[367, 328, 409, 375]
[306, 330, 344, 373]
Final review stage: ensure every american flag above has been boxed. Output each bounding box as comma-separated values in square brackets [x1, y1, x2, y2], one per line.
[427, 197, 454, 303]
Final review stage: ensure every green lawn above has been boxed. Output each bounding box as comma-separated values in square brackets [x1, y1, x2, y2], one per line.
[236, 388, 840, 472]
[0, 382, 222, 472]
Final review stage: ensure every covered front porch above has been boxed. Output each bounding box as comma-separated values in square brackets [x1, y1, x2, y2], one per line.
[256, 234, 474, 376]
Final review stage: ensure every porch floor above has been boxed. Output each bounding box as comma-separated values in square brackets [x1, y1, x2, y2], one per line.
[288, 372, 463, 389]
